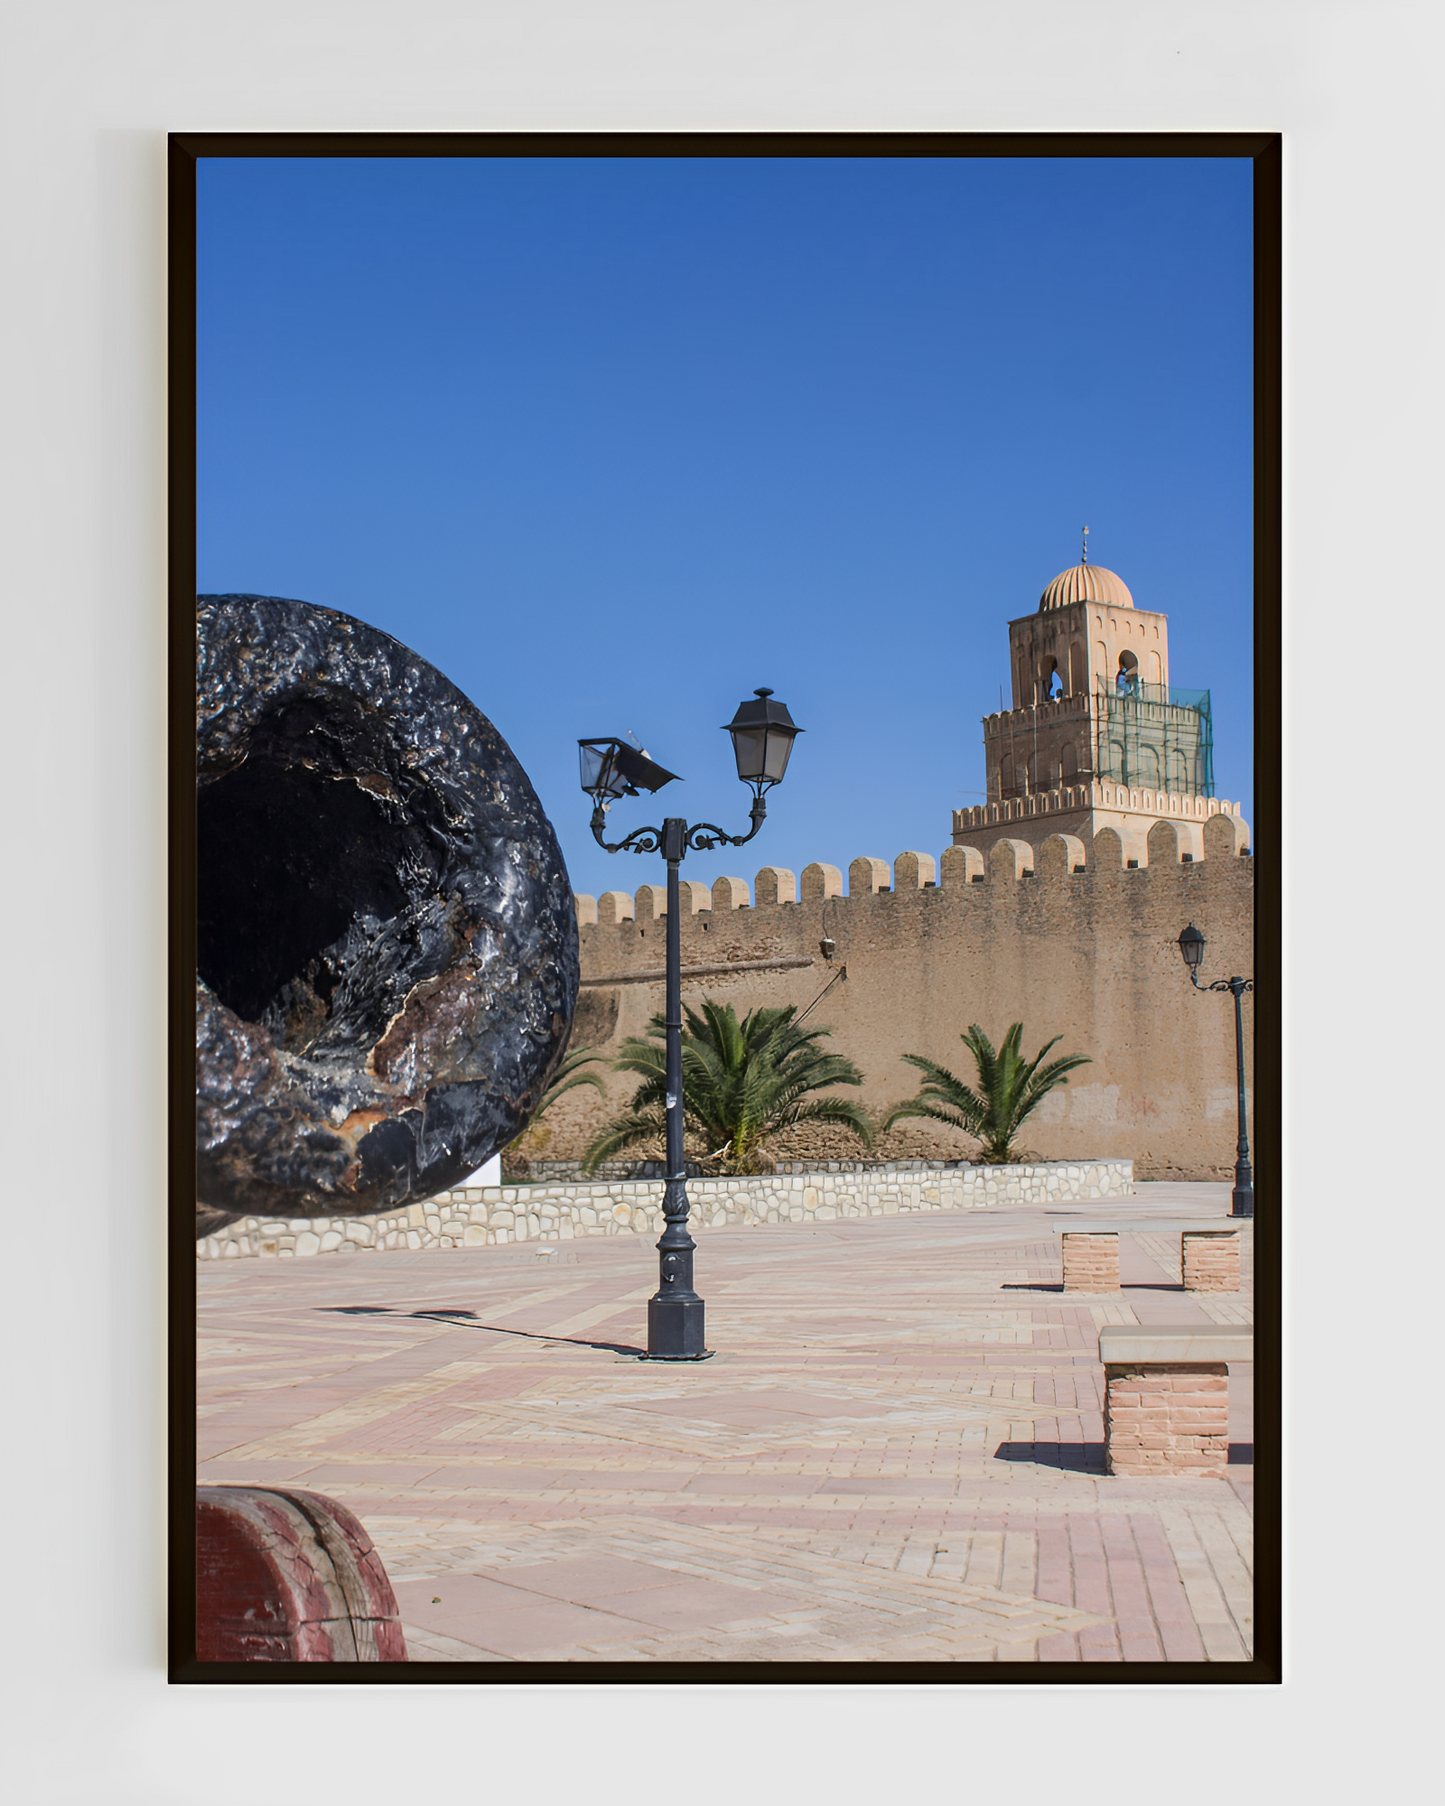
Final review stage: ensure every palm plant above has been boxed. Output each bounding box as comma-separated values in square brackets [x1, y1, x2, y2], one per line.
[531, 1044, 609, 1114]
[581, 999, 873, 1176]
[882, 1022, 1090, 1164]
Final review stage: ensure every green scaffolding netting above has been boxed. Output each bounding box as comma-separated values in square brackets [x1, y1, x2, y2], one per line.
[1094, 681, 1214, 796]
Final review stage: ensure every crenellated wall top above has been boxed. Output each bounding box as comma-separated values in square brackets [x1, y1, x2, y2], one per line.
[570, 814, 1252, 925]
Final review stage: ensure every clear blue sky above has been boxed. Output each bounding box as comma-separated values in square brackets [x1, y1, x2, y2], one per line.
[196, 155, 1253, 901]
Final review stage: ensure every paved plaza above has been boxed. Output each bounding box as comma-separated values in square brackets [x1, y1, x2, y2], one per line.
[196, 1183, 1254, 1664]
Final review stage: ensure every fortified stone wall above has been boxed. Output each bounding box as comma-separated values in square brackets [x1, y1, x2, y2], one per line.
[532, 811, 1254, 1182]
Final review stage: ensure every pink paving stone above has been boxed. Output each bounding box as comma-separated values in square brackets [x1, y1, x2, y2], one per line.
[411, 1600, 657, 1656]
[393, 1573, 556, 1617]
[285, 1463, 444, 1486]
[418, 1466, 570, 1489]
[477, 1556, 695, 1601]
[1157, 1619, 1207, 1661]
[196, 1459, 333, 1483]
[584, 1581, 806, 1629]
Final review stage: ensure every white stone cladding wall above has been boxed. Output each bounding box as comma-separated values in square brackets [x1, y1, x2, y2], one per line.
[196, 1158, 1134, 1261]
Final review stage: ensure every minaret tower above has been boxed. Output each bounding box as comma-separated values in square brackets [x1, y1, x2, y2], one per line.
[950, 541, 1249, 865]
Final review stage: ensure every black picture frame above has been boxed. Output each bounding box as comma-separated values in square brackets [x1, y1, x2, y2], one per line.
[169, 130, 1280, 1684]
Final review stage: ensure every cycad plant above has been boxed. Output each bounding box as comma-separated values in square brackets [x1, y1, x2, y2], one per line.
[581, 999, 873, 1176]
[882, 1022, 1090, 1164]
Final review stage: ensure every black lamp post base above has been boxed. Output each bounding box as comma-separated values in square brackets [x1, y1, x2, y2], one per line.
[1230, 1187, 1254, 1219]
[647, 1295, 709, 1360]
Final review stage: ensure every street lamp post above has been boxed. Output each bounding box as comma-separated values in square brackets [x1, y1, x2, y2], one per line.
[1176, 923, 1254, 1219]
[578, 689, 803, 1358]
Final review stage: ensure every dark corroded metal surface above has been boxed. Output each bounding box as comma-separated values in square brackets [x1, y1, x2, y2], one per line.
[196, 595, 577, 1229]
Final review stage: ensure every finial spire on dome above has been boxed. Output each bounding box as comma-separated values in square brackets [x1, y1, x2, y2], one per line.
[1081, 524, 1089, 566]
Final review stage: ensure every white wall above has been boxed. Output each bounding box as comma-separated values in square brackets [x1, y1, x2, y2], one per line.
[2, 4, 1437, 1802]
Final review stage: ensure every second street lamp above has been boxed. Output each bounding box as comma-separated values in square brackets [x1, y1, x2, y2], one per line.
[1176, 922, 1254, 1220]
[578, 690, 803, 1359]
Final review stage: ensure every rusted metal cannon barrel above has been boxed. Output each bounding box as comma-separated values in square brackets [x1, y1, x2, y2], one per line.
[195, 594, 577, 1233]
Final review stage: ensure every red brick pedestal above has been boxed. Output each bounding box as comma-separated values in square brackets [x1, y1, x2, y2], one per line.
[196, 1486, 408, 1662]
[1182, 1229, 1241, 1292]
[1061, 1231, 1120, 1292]
[1097, 1325, 1251, 1477]
[1103, 1362, 1230, 1475]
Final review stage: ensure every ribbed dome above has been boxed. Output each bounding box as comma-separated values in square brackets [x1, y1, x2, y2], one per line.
[1039, 564, 1134, 612]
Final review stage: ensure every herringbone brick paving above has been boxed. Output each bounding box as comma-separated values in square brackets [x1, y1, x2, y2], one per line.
[196, 1182, 1253, 1663]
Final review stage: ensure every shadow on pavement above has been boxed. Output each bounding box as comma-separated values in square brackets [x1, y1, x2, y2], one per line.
[316, 1304, 643, 1357]
[993, 1440, 1107, 1473]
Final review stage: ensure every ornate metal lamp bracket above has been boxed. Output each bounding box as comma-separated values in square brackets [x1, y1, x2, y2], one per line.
[589, 790, 768, 857]
[1191, 973, 1254, 996]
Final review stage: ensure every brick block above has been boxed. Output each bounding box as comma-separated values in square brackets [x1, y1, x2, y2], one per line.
[1062, 1232, 1120, 1292]
[196, 1486, 408, 1662]
[1182, 1230, 1241, 1292]
[1103, 1362, 1230, 1476]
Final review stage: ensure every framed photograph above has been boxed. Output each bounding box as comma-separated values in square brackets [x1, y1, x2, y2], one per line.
[171, 133, 1279, 1681]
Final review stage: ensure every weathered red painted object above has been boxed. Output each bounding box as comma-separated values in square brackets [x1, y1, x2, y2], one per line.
[195, 1486, 408, 1662]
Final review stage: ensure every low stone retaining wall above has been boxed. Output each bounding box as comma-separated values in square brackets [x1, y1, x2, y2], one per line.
[517, 1156, 1038, 1183]
[197, 1159, 1133, 1261]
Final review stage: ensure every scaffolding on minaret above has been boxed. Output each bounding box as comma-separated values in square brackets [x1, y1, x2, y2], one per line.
[1093, 681, 1215, 796]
